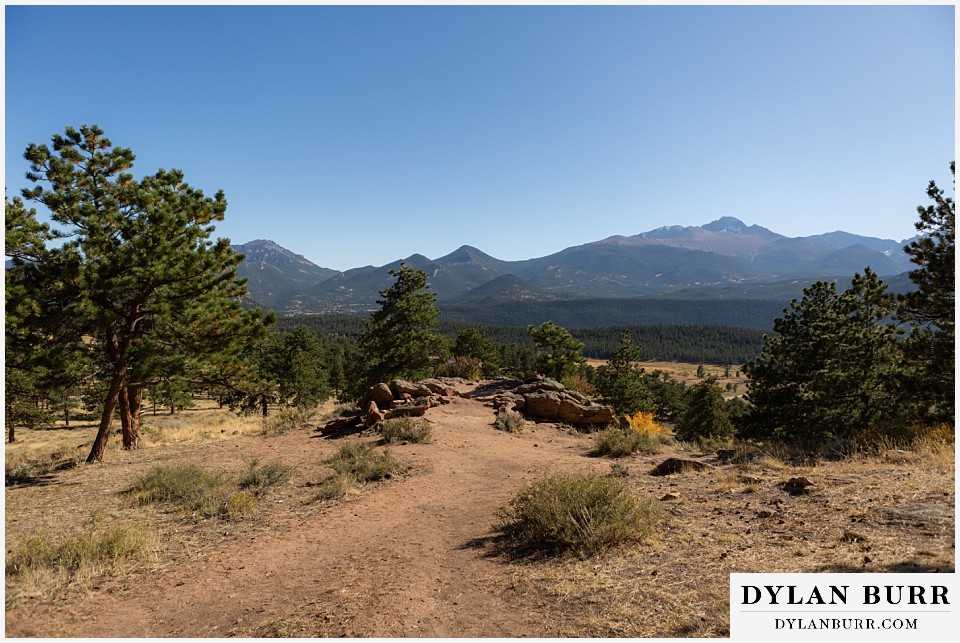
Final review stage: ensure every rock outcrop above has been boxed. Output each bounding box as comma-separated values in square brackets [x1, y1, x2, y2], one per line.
[320, 378, 460, 435]
[489, 378, 615, 427]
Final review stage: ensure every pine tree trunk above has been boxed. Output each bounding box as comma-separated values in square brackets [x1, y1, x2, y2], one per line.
[261, 394, 269, 417]
[130, 384, 143, 442]
[119, 384, 132, 444]
[7, 403, 15, 443]
[119, 383, 141, 450]
[87, 369, 126, 464]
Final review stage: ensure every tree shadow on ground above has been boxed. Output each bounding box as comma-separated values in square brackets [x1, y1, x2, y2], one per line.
[5, 458, 81, 488]
[462, 379, 523, 399]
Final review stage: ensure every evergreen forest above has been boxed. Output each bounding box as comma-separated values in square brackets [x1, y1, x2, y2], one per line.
[5, 125, 954, 462]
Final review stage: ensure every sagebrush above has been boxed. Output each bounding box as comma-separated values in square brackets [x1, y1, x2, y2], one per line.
[592, 426, 665, 457]
[380, 417, 433, 444]
[496, 470, 664, 557]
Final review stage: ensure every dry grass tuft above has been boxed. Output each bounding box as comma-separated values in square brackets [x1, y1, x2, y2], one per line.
[496, 470, 665, 558]
[311, 442, 404, 503]
[122, 459, 291, 520]
[5, 524, 152, 607]
[494, 410, 526, 433]
[379, 417, 433, 444]
[592, 427, 665, 458]
[261, 406, 317, 437]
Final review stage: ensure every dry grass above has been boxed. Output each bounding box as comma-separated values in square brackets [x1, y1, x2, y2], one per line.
[494, 410, 525, 433]
[504, 440, 954, 636]
[4, 401, 284, 487]
[592, 427, 666, 458]
[142, 401, 267, 445]
[379, 417, 433, 444]
[496, 470, 666, 557]
[5, 522, 154, 608]
[122, 459, 292, 520]
[311, 441, 405, 503]
[6, 400, 280, 463]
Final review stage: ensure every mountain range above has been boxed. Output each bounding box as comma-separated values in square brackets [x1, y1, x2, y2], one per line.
[233, 217, 917, 317]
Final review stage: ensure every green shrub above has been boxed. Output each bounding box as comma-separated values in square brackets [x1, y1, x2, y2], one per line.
[124, 463, 226, 512]
[496, 470, 664, 557]
[238, 458, 293, 496]
[123, 461, 291, 520]
[327, 441, 402, 483]
[494, 410, 525, 433]
[436, 355, 483, 380]
[591, 427, 663, 457]
[311, 472, 356, 502]
[380, 417, 433, 444]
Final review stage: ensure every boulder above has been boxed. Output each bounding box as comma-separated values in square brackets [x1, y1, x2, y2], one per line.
[489, 377, 616, 427]
[780, 476, 815, 495]
[363, 400, 384, 428]
[389, 380, 433, 398]
[361, 382, 395, 407]
[520, 390, 615, 426]
[716, 449, 737, 463]
[383, 398, 432, 419]
[522, 390, 564, 419]
[420, 378, 457, 397]
[515, 378, 566, 395]
[319, 413, 363, 435]
[494, 393, 525, 414]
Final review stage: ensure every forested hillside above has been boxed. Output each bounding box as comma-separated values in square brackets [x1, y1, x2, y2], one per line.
[275, 315, 764, 365]
[438, 297, 785, 330]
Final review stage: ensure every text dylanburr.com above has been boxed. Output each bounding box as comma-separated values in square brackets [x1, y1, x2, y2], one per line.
[730, 573, 956, 641]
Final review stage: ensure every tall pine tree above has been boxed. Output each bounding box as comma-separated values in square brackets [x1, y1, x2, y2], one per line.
[897, 162, 955, 425]
[16, 125, 270, 462]
[594, 331, 656, 416]
[527, 321, 586, 382]
[355, 263, 445, 394]
[743, 269, 903, 444]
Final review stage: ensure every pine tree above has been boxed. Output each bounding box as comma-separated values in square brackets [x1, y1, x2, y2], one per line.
[744, 269, 903, 444]
[4, 196, 88, 440]
[16, 125, 270, 462]
[453, 328, 501, 375]
[355, 263, 445, 393]
[897, 162, 955, 425]
[527, 321, 586, 382]
[595, 331, 656, 416]
[272, 326, 332, 408]
[675, 377, 734, 443]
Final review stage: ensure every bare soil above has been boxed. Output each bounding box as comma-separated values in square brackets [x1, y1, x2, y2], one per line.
[4, 380, 955, 637]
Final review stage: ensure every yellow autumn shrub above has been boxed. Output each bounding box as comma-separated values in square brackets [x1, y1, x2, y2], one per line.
[627, 411, 668, 435]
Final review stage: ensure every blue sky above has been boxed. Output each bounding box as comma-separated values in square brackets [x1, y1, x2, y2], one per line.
[5, 4, 955, 271]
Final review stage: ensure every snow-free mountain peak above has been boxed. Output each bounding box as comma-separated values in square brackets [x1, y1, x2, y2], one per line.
[235, 217, 915, 314]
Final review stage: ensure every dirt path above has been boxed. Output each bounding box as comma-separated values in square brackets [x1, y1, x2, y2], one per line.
[6, 390, 605, 637]
[7, 383, 954, 637]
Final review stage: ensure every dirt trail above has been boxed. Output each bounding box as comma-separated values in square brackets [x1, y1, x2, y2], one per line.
[6, 389, 603, 637]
